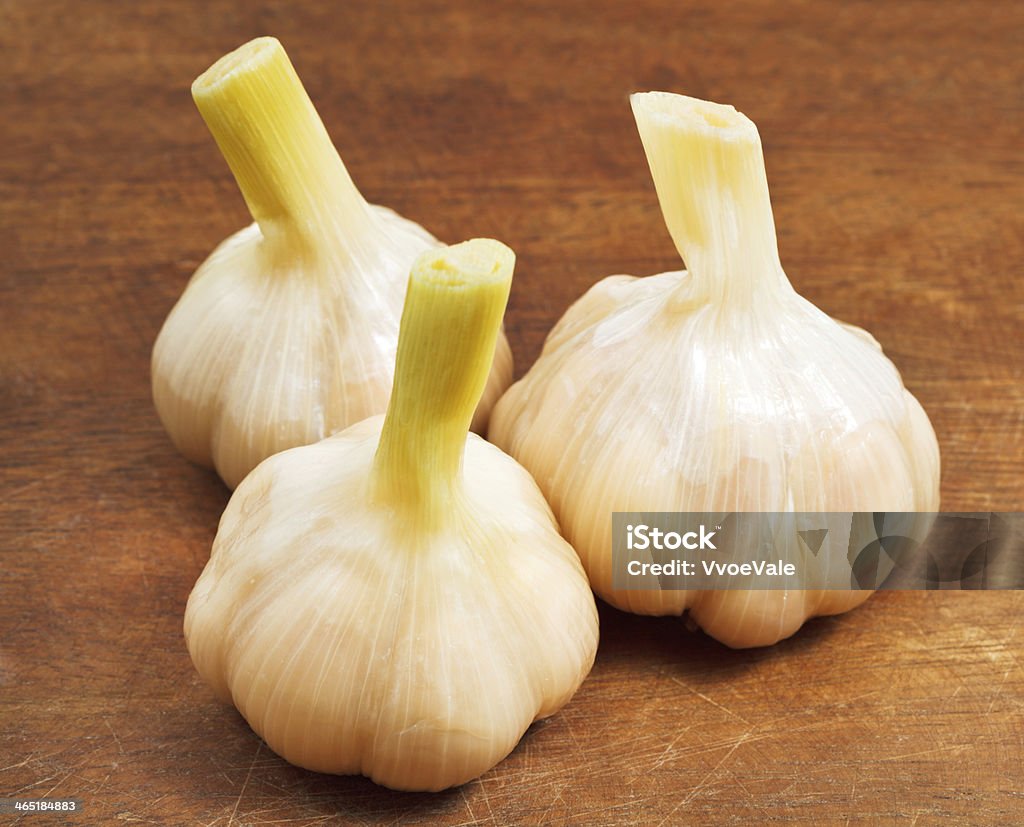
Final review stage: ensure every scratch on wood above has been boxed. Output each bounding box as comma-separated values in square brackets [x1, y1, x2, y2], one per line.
[537, 780, 570, 824]
[41, 769, 78, 798]
[675, 732, 752, 812]
[561, 715, 583, 753]
[647, 727, 693, 773]
[725, 768, 767, 813]
[0, 754, 37, 773]
[105, 718, 126, 756]
[476, 773, 497, 824]
[986, 665, 1016, 715]
[459, 786, 477, 823]
[227, 741, 261, 826]
[669, 675, 752, 725]
[878, 745, 969, 762]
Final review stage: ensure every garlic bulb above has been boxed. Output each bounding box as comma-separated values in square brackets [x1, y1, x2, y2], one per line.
[184, 239, 598, 791]
[153, 37, 512, 489]
[490, 92, 940, 648]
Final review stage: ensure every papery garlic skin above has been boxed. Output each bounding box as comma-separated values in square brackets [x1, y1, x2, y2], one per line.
[186, 418, 595, 789]
[490, 93, 940, 648]
[185, 239, 598, 791]
[153, 37, 511, 489]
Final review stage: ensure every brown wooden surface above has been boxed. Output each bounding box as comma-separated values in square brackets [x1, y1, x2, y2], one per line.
[3, 1, 1023, 824]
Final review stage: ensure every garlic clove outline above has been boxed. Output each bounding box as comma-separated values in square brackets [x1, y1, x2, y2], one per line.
[489, 92, 940, 648]
[185, 238, 598, 791]
[152, 37, 512, 489]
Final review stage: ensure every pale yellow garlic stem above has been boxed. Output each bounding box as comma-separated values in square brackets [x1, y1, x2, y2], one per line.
[192, 36, 374, 249]
[631, 92, 789, 304]
[373, 239, 515, 524]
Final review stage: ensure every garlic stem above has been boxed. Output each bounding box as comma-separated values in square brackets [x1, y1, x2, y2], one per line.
[373, 239, 515, 522]
[192, 37, 374, 249]
[630, 92, 788, 304]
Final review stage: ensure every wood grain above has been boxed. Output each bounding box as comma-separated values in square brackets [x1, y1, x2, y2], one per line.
[2, 0, 1022, 824]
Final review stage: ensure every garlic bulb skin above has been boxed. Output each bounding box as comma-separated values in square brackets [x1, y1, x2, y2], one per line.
[490, 93, 940, 648]
[185, 239, 598, 791]
[153, 37, 511, 489]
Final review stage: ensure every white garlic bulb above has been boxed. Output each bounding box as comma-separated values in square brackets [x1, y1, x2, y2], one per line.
[185, 239, 598, 791]
[152, 37, 512, 489]
[490, 92, 940, 648]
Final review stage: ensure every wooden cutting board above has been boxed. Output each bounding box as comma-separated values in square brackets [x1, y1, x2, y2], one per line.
[3, 1, 1022, 823]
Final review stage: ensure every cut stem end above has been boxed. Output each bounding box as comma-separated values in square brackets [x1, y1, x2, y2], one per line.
[630, 92, 758, 141]
[192, 37, 282, 96]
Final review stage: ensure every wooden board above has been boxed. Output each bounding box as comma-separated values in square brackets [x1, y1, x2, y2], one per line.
[2, 1, 1022, 823]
